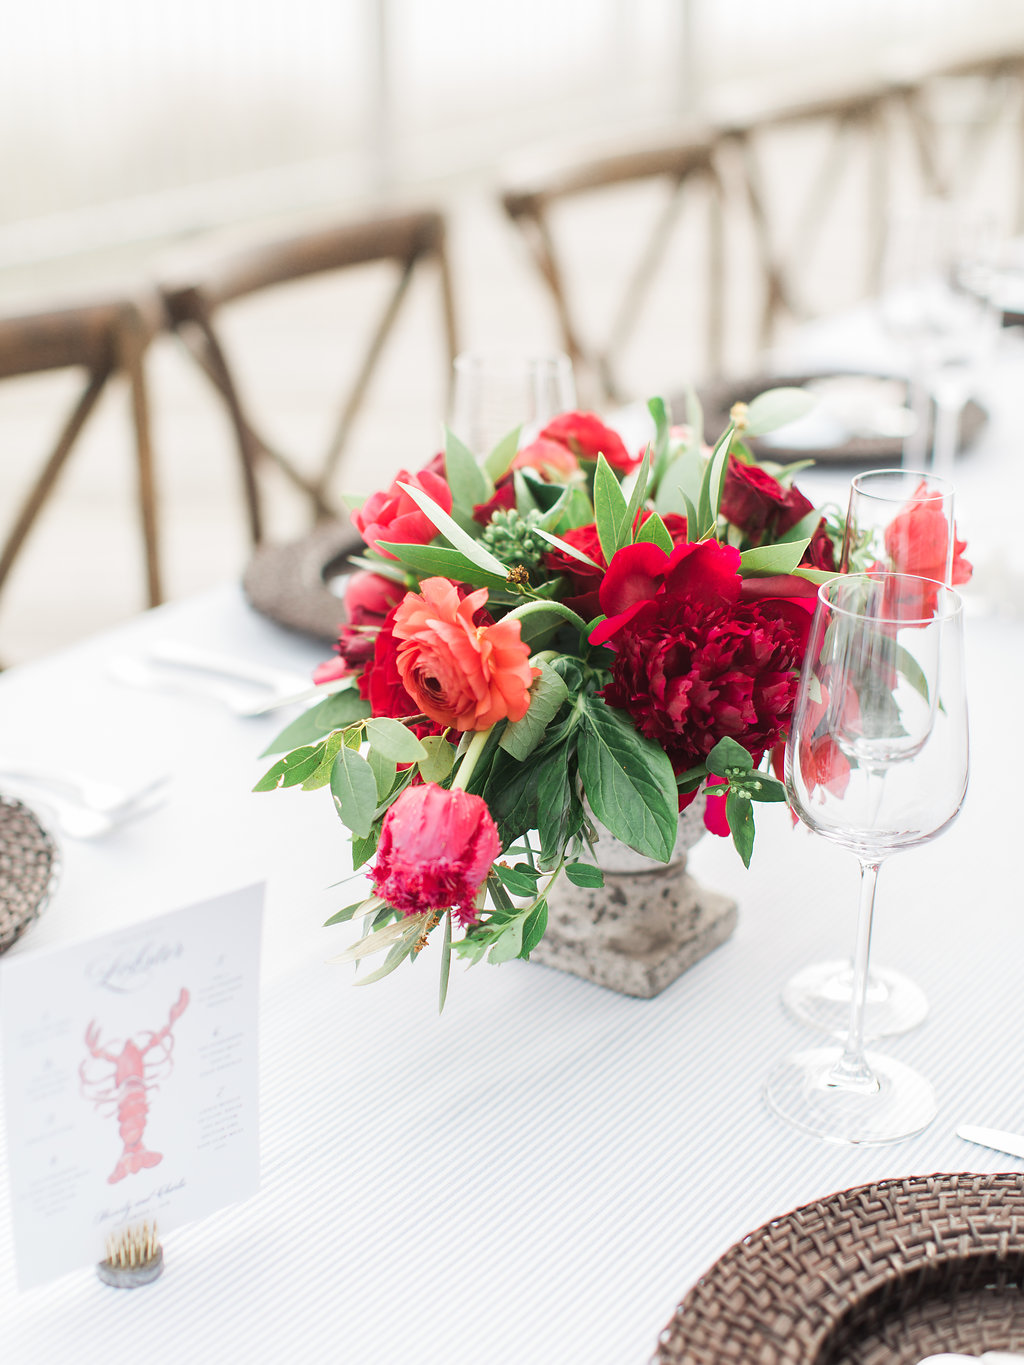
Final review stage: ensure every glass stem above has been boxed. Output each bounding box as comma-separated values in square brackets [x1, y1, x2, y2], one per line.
[931, 397, 961, 481]
[829, 858, 883, 1093]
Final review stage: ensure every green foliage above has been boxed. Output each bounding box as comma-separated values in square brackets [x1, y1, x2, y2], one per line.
[578, 696, 678, 862]
[260, 688, 370, 757]
[743, 386, 816, 437]
[499, 663, 570, 761]
[330, 745, 377, 838]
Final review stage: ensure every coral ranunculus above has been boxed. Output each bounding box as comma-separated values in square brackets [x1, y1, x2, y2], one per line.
[393, 578, 539, 731]
[351, 465, 453, 558]
[372, 783, 500, 926]
[592, 539, 811, 773]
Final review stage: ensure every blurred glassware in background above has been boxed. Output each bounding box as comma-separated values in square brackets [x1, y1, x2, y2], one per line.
[449, 349, 576, 455]
[879, 199, 1000, 477]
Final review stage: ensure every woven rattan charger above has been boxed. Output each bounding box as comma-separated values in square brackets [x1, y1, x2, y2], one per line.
[653, 1172, 1024, 1364]
[0, 793, 60, 953]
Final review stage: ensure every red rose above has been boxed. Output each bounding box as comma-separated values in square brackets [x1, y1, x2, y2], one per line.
[344, 570, 405, 624]
[312, 571, 405, 684]
[800, 521, 837, 572]
[472, 476, 516, 526]
[538, 411, 636, 473]
[592, 539, 811, 773]
[358, 607, 443, 739]
[372, 783, 500, 927]
[719, 455, 815, 541]
[351, 464, 453, 558]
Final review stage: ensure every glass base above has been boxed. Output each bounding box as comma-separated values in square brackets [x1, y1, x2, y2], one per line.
[782, 959, 928, 1039]
[764, 1047, 937, 1145]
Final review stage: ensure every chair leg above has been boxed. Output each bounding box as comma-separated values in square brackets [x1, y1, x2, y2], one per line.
[0, 368, 107, 599]
[116, 304, 163, 607]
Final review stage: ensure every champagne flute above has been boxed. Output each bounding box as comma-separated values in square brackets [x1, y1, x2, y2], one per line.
[783, 470, 959, 1040]
[765, 573, 968, 1145]
[449, 349, 576, 455]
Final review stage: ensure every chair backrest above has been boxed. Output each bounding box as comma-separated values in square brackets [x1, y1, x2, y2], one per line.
[0, 290, 164, 659]
[500, 130, 723, 407]
[160, 206, 459, 545]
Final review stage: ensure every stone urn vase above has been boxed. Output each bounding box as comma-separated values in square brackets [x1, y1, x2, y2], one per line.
[531, 800, 737, 998]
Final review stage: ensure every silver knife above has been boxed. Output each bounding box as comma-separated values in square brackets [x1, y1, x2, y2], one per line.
[956, 1124, 1024, 1161]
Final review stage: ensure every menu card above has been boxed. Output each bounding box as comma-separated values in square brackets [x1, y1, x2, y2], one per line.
[0, 883, 264, 1288]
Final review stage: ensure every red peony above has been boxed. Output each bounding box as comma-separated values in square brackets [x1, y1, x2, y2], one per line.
[591, 539, 812, 773]
[543, 513, 689, 619]
[537, 411, 637, 473]
[351, 464, 453, 558]
[371, 783, 500, 926]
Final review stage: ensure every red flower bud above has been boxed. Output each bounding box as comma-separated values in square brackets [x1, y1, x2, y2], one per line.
[372, 783, 500, 926]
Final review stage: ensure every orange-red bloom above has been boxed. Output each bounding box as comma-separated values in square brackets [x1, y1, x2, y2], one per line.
[883, 480, 972, 585]
[393, 577, 539, 731]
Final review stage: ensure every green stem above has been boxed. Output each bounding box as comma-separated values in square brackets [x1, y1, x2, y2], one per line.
[451, 726, 493, 791]
[503, 598, 590, 637]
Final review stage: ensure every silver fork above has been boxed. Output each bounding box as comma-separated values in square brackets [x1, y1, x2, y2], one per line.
[0, 761, 169, 816]
[0, 774, 168, 840]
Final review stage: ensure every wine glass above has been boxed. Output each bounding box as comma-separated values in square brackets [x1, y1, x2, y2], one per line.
[879, 200, 998, 476]
[449, 349, 576, 455]
[783, 470, 959, 1041]
[765, 573, 968, 1145]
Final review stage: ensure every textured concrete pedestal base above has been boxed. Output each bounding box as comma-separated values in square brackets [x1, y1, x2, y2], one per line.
[532, 865, 738, 999]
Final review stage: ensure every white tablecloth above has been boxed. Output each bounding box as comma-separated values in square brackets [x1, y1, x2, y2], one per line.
[1, 329, 1023, 1362]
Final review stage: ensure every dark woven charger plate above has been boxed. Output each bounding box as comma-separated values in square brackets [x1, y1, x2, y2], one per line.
[696, 371, 987, 466]
[0, 793, 60, 952]
[653, 1172, 1024, 1365]
[243, 518, 363, 642]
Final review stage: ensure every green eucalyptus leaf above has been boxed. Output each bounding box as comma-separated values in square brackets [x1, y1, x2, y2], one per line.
[367, 746, 397, 801]
[696, 421, 734, 538]
[494, 865, 542, 897]
[622, 450, 651, 542]
[324, 895, 384, 927]
[302, 731, 347, 790]
[499, 663, 570, 761]
[488, 917, 525, 965]
[483, 426, 522, 482]
[418, 734, 457, 783]
[564, 861, 604, 888]
[578, 697, 677, 862]
[592, 453, 631, 565]
[438, 911, 452, 1013]
[725, 791, 755, 868]
[706, 736, 754, 775]
[739, 541, 811, 576]
[260, 688, 370, 757]
[364, 717, 428, 764]
[776, 508, 823, 544]
[520, 898, 549, 956]
[396, 480, 510, 578]
[444, 426, 491, 510]
[743, 386, 816, 437]
[330, 746, 378, 838]
[633, 511, 674, 552]
[350, 825, 380, 869]
[376, 541, 509, 591]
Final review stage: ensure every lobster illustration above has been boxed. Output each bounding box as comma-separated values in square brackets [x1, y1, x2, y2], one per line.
[80, 988, 190, 1185]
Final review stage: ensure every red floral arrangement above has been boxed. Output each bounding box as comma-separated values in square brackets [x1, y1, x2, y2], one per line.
[255, 391, 959, 1005]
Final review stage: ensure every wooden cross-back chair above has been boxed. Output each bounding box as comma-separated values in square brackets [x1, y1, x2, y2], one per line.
[500, 131, 724, 406]
[716, 79, 908, 353]
[160, 206, 459, 545]
[0, 291, 163, 640]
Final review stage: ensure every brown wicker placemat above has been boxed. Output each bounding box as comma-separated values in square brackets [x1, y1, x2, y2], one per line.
[0, 793, 60, 952]
[242, 518, 363, 642]
[653, 1172, 1024, 1365]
